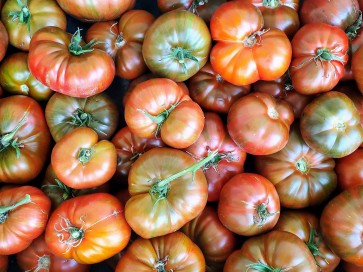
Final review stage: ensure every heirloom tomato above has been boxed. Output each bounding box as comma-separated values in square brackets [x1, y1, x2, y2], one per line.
[353, 45, 363, 93]
[336, 148, 363, 191]
[0, 21, 7, 61]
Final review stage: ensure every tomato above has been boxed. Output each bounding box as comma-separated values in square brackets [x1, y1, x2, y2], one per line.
[16, 234, 90, 272]
[210, 1, 292, 86]
[0, 95, 51, 184]
[56, 0, 135, 21]
[218, 173, 280, 236]
[255, 124, 337, 208]
[321, 185, 363, 265]
[0, 21, 8, 61]
[300, 91, 363, 158]
[0, 186, 51, 255]
[86, 10, 155, 80]
[0, 255, 7, 272]
[0, 52, 53, 100]
[45, 92, 119, 142]
[188, 62, 251, 113]
[227, 92, 294, 155]
[224, 230, 316, 272]
[51, 127, 117, 189]
[124, 78, 204, 149]
[142, 10, 211, 82]
[273, 210, 340, 272]
[335, 148, 363, 191]
[116, 231, 205, 271]
[182, 206, 236, 272]
[290, 23, 349, 95]
[185, 112, 246, 202]
[353, 45, 363, 94]
[1, 0, 66, 51]
[125, 147, 210, 239]
[45, 193, 131, 264]
[28, 26, 115, 98]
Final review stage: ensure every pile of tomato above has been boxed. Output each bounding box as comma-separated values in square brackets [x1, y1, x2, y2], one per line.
[0, 0, 363, 271]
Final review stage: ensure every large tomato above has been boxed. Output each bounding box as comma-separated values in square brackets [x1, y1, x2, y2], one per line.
[45, 92, 119, 142]
[142, 10, 211, 82]
[227, 92, 294, 155]
[1, 0, 66, 50]
[300, 91, 363, 158]
[51, 127, 117, 189]
[0, 95, 51, 183]
[290, 23, 349, 94]
[188, 62, 251, 113]
[218, 173, 280, 236]
[86, 10, 155, 80]
[335, 148, 363, 191]
[0, 52, 53, 100]
[353, 45, 363, 93]
[0, 21, 8, 61]
[185, 112, 246, 202]
[28, 26, 115, 98]
[0, 186, 51, 255]
[210, 1, 292, 86]
[224, 230, 316, 272]
[254, 124, 337, 208]
[0, 255, 7, 272]
[116, 231, 205, 271]
[45, 193, 131, 264]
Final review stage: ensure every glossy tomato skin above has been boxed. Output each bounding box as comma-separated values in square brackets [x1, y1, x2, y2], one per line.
[227, 92, 294, 155]
[0, 95, 51, 183]
[353, 45, 363, 94]
[0, 255, 7, 272]
[218, 173, 280, 236]
[51, 127, 117, 189]
[86, 10, 155, 80]
[188, 62, 251, 113]
[28, 26, 115, 98]
[126, 147, 208, 239]
[290, 23, 349, 95]
[0, 52, 53, 100]
[45, 193, 131, 264]
[1, 0, 66, 51]
[255, 124, 337, 208]
[300, 91, 363, 158]
[115, 231, 205, 271]
[320, 185, 363, 265]
[45, 92, 119, 142]
[16, 234, 90, 272]
[224, 230, 317, 272]
[56, 0, 135, 21]
[143, 10, 211, 82]
[0, 21, 8, 61]
[185, 112, 246, 202]
[336, 148, 363, 191]
[0, 186, 51, 255]
[182, 206, 236, 272]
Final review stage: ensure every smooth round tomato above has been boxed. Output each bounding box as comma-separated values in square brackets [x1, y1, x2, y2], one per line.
[227, 92, 294, 155]
[1, 0, 66, 51]
[336, 148, 363, 191]
[45, 92, 119, 142]
[218, 173, 280, 236]
[0, 255, 7, 272]
[0, 95, 51, 183]
[0, 186, 51, 255]
[300, 91, 363, 158]
[51, 127, 117, 189]
[224, 231, 316, 272]
[116, 231, 205, 271]
[0, 21, 8, 61]
[143, 10, 211, 82]
[353, 45, 363, 94]
[28, 26, 115, 98]
[86, 10, 155, 80]
[0, 52, 53, 100]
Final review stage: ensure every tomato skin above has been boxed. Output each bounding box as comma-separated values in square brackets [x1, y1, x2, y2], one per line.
[0, 95, 51, 184]
[0, 255, 7, 272]
[0, 186, 51, 255]
[336, 148, 363, 191]
[227, 92, 294, 155]
[116, 231, 205, 271]
[28, 26, 115, 98]
[353, 45, 363, 94]
[300, 91, 363, 158]
[224, 230, 317, 272]
[86, 10, 155, 80]
[1, 0, 66, 51]
[45, 92, 119, 142]
[0, 21, 8, 61]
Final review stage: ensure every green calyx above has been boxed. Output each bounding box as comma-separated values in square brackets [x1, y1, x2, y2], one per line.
[203, 151, 237, 171]
[37, 255, 50, 271]
[68, 28, 102, 56]
[65, 108, 106, 137]
[41, 178, 76, 201]
[8, 0, 31, 33]
[0, 194, 31, 224]
[306, 227, 328, 269]
[154, 256, 172, 272]
[189, 0, 208, 14]
[262, 0, 281, 8]
[253, 199, 278, 227]
[162, 47, 199, 75]
[78, 147, 94, 165]
[69, 226, 84, 241]
[296, 157, 309, 174]
[315, 48, 345, 63]
[346, 11, 362, 40]
[246, 261, 283, 272]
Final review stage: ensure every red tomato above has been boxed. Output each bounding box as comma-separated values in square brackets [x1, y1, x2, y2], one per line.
[227, 92, 294, 155]
[353, 45, 363, 94]
[0, 186, 51, 255]
[0, 255, 7, 272]
[336, 148, 363, 191]
[28, 26, 115, 98]
[0, 21, 8, 61]
[45, 193, 131, 264]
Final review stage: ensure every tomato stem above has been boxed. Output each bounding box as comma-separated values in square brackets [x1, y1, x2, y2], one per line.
[188, 0, 208, 14]
[154, 256, 172, 272]
[215, 74, 224, 83]
[0, 194, 31, 223]
[8, 0, 31, 33]
[203, 151, 237, 170]
[253, 199, 278, 227]
[42, 179, 75, 201]
[115, 33, 126, 48]
[346, 11, 362, 40]
[68, 28, 102, 56]
[262, 0, 281, 8]
[66, 108, 106, 136]
[243, 29, 269, 47]
[36, 255, 50, 271]
[306, 226, 328, 268]
[246, 261, 283, 272]
[78, 147, 93, 165]
[161, 47, 199, 75]
[296, 157, 309, 174]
